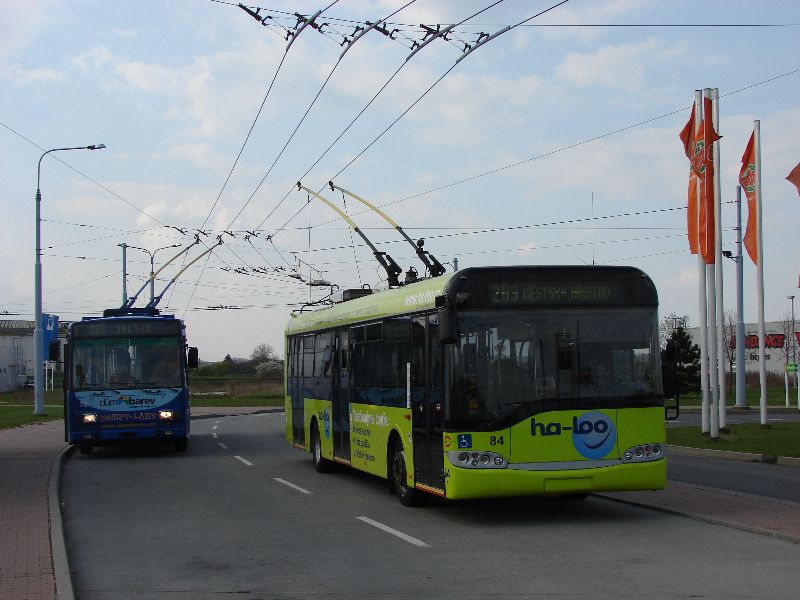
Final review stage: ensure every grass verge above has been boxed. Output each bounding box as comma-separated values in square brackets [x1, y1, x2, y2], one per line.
[0, 405, 64, 430]
[667, 422, 800, 458]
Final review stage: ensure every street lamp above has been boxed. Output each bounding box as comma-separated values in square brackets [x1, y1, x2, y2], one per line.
[127, 244, 182, 302]
[34, 144, 106, 415]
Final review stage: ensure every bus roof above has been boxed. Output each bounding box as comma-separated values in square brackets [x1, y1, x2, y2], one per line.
[285, 265, 657, 336]
[286, 273, 454, 336]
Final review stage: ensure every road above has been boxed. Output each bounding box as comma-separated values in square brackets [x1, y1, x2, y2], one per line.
[62, 412, 800, 600]
[668, 408, 800, 428]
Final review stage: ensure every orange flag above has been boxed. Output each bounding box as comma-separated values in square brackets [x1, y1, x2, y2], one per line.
[679, 103, 699, 254]
[699, 96, 720, 264]
[788, 162, 800, 196]
[739, 132, 758, 264]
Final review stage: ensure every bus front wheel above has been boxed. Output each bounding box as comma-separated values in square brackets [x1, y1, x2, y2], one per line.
[312, 421, 333, 473]
[174, 437, 188, 452]
[391, 440, 420, 506]
[78, 442, 93, 455]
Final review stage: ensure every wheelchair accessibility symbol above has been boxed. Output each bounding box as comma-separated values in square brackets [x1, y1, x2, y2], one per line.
[457, 434, 472, 449]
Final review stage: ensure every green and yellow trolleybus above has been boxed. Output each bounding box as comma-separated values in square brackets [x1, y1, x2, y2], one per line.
[285, 265, 668, 505]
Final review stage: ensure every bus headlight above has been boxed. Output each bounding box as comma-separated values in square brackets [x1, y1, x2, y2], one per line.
[621, 444, 665, 463]
[82, 413, 97, 424]
[447, 450, 507, 469]
[159, 411, 174, 420]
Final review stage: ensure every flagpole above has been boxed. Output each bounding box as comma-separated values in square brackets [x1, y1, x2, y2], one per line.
[695, 90, 711, 434]
[754, 119, 768, 426]
[703, 89, 719, 439]
[712, 88, 727, 431]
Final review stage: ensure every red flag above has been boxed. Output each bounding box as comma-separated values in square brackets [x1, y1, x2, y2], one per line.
[697, 96, 720, 264]
[739, 132, 758, 264]
[679, 103, 696, 159]
[788, 162, 800, 196]
[679, 103, 699, 254]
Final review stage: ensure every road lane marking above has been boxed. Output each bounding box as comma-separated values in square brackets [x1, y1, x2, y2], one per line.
[356, 516, 429, 547]
[212, 425, 218, 430]
[234, 455, 253, 466]
[218, 443, 229, 450]
[212, 433, 218, 439]
[274, 478, 311, 495]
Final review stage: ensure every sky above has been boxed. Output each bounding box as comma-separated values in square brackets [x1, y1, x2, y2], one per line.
[1, 0, 799, 362]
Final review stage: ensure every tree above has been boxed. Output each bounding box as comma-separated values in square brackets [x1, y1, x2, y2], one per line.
[661, 324, 701, 394]
[659, 313, 688, 350]
[721, 309, 737, 395]
[250, 343, 277, 363]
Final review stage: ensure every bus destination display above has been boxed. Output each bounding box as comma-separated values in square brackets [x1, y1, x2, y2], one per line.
[490, 283, 622, 305]
[73, 319, 180, 338]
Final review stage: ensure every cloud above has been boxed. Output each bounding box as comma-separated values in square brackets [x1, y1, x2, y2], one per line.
[4, 65, 65, 85]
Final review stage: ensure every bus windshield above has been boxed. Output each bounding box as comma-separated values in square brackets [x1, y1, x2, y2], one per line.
[444, 308, 660, 429]
[72, 336, 183, 391]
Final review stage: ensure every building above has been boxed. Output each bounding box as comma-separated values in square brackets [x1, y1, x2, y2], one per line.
[687, 321, 797, 375]
[0, 320, 69, 391]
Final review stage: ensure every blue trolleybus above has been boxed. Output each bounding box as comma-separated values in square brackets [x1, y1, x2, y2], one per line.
[63, 308, 198, 454]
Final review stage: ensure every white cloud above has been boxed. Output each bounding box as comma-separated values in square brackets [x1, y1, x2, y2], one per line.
[4, 65, 65, 85]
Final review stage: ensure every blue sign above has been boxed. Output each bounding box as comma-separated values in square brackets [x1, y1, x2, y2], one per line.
[457, 434, 472, 449]
[41, 313, 59, 362]
[571, 411, 616, 459]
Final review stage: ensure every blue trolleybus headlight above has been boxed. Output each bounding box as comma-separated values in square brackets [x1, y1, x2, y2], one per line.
[82, 413, 97, 424]
[159, 410, 174, 420]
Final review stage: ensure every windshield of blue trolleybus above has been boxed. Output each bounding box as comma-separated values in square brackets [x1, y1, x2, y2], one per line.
[72, 336, 183, 391]
[444, 308, 660, 428]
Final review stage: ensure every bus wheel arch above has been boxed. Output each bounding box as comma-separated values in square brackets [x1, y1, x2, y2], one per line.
[388, 432, 420, 506]
[311, 418, 333, 473]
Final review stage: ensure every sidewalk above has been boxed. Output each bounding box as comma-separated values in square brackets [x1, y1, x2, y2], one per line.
[1, 409, 797, 600]
[0, 420, 65, 600]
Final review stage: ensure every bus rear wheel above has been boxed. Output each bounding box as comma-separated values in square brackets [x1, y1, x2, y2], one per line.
[312, 421, 333, 473]
[391, 440, 420, 506]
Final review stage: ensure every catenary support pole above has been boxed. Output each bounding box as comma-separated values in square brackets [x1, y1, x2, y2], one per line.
[735, 186, 747, 407]
[695, 90, 710, 434]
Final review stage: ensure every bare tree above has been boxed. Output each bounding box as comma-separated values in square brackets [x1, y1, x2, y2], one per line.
[721, 309, 737, 396]
[659, 313, 689, 350]
[251, 343, 277, 363]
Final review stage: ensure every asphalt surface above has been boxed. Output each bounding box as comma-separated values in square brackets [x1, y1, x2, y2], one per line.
[61, 412, 800, 600]
[667, 452, 800, 502]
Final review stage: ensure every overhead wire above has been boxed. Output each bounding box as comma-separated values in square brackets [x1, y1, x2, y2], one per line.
[0, 120, 168, 228]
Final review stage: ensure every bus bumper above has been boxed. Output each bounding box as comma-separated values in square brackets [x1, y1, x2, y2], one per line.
[443, 459, 666, 500]
[69, 425, 188, 444]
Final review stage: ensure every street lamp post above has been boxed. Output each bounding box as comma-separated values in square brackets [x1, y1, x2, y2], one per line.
[127, 244, 182, 302]
[34, 144, 106, 415]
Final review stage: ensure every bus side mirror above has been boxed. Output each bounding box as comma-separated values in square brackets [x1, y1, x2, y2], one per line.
[187, 347, 199, 369]
[48, 340, 60, 362]
[62, 344, 70, 392]
[661, 361, 680, 421]
[437, 307, 458, 344]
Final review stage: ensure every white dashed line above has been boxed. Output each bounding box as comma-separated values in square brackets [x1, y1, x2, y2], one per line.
[212, 433, 218, 439]
[218, 443, 229, 450]
[356, 516, 429, 547]
[234, 455, 253, 466]
[212, 425, 218, 430]
[273, 478, 311, 495]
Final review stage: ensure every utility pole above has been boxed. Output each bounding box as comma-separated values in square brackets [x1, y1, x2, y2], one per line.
[118, 243, 128, 305]
[735, 186, 746, 408]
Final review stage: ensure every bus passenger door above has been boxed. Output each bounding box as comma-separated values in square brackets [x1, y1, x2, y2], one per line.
[412, 316, 444, 490]
[333, 330, 351, 461]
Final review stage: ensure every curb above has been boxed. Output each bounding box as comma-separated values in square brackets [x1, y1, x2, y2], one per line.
[595, 493, 800, 545]
[668, 444, 800, 467]
[49, 443, 76, 600]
